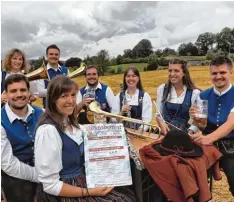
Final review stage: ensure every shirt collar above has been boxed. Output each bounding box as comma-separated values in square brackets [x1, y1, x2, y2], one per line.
[47, 63, 61, 72]
[171, 85, 187, 92]
[125, 89, 139, 99]
[84, 82, 102, 90]
[213, 84, 232, 96]
[5, 102, 35, 123]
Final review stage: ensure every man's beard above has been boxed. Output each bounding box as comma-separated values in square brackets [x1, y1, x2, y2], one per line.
[87, 81, 98, 87]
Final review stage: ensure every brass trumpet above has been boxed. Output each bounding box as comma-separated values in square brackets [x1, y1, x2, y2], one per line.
[87, 101, 161, 140]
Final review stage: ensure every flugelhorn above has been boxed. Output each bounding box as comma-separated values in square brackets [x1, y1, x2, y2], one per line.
[87, 101, 161, 140]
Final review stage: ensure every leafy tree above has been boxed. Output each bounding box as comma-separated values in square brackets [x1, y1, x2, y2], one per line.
[97, 49, 110, 75]
[116, 55, 124, 65]
[178, 42, 198, 56]
[155, 49, 163, 57]
[195, 32, 216, 55]
[132, 39, 153, 58]
[65, 57, 82, 68]
[216, 27, 234, 53]
[116, 65, 123, 74]
[123, 49, 133, 58]
[162, 48, 177, 56]
[206, 50, 216, 60]
[32, 56, 45, 69]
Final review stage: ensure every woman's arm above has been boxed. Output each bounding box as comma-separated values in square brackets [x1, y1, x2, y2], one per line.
[34, 124, 113, 197]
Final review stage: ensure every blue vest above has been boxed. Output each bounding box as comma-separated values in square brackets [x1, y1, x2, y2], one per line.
[80, 83, 111, 112]
[1, 71, 7, 94]
[38, 118, 84, 179]
[119, 90, 145, 129]
[162, 85, 193, 131]
[1, 105, 43, 166]
[43, 66, 68, 108]
[200, 86, 234, 140]
[1, 71, 7, 108]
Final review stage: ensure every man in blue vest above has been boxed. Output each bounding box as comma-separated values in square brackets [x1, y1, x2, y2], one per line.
[36, 44, 68, 108]
[1, 74, 43, 201]
[190, 56, 234, 196]
[76, 65, 115, 124]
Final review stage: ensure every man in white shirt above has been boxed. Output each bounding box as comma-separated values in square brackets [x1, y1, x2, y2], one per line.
[1, 74, 43, 201]
[76, 65, 115, 124]
[36, 44, 68, 108]
[190, 56, 234, 196]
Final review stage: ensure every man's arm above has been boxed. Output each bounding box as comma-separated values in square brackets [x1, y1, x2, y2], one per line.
[1, 127, 38, 182]
[193, 111, 234, 144]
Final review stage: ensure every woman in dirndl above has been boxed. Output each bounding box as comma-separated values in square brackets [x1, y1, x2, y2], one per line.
[156, 59, 201, 135]
[34, 75, 136, 202]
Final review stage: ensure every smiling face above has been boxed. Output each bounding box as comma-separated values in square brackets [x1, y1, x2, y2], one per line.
[210, 64, 232, 92]
[46, 48, 60, 67]
[10, 53, 24, 73]
[168, 64, 185, 85]
[55, 87, 77, 117]
[85, 67, 99, 87]
[6, 81, 30, 110]
[125, 69, 139, 89]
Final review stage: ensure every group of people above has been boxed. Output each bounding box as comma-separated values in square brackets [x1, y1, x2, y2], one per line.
[1, 44, 234, 202]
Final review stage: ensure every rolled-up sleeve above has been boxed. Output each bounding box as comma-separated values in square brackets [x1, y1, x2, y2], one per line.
[34, 125, 63, 196]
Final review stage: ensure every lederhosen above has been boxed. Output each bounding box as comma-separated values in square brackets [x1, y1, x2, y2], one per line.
[1, 105, 43, 202]
[162, 84, 193, 131]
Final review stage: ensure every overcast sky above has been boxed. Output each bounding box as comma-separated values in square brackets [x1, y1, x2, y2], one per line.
[1, 1, 234, 60]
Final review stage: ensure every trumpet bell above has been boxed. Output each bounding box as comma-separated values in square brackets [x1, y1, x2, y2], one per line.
[25, 61, 49, 81]
[68, 62, 87, 79]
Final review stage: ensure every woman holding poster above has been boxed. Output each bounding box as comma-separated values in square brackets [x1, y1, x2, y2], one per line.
[34, 75, 136, 202]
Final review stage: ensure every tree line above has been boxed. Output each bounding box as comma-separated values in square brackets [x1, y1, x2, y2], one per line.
[31, 27, 234, 75]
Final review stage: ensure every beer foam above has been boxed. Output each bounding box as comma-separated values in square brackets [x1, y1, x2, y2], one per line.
[195, 114, 207, 118]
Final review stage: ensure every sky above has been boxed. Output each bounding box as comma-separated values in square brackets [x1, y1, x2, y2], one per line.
[1, 1, 234, 60]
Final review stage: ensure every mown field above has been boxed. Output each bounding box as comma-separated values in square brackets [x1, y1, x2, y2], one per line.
[34, 66, 234, 201]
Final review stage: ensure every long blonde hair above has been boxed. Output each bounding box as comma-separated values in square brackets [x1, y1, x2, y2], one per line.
[2, 48, 30, 73]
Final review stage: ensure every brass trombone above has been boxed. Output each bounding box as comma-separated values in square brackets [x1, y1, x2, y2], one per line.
[87, 101, 161, 140]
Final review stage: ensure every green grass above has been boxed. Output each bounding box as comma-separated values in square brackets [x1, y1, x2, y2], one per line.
[110, 63, 148, 72]
[165, 56, 206, 60]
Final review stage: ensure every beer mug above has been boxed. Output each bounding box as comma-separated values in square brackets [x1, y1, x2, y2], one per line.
[94, 113, 106, 123]
[84, 88, 96, 99]
[193, 99, 208, 131]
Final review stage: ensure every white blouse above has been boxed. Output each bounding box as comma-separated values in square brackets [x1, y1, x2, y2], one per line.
[34, 124, 83, 196]
[111, 89, 152, 131]
[156, 84, 201, 116]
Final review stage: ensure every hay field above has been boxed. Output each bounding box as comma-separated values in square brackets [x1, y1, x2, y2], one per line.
[34, 66, 234, 201]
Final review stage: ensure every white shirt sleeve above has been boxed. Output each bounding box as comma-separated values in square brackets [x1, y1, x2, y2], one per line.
[138, 92, 152, 131]
[34, 125, 63, 196]
[155, 84, 165, 117]
[36, 79, 47, 97]
[191, 89, 201, 104]
[29, 81, 39, 96]
[110, 93, 120, 123]
[231, 107, 234, 113]
[106, 87, 115, 109]
[1, 126, 38, 182]
[76, 91, 83, 104]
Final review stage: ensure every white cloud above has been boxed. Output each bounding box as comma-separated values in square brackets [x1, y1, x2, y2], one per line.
[1, 1, 234, 60]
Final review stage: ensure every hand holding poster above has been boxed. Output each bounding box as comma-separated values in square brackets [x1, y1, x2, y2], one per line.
[81, 123, 132, 188]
